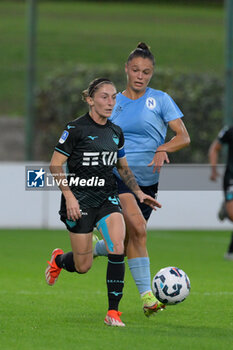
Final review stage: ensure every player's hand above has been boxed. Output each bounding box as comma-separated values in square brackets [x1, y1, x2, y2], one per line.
[210, 169, 219, 181]
[136, 191, 162, 211]
[65, 193, 82, 221]
[148, 151, 170, 173]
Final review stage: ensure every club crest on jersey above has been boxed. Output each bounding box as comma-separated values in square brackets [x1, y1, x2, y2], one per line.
[112, 135, 119, 145]
[59, 130, 69, 144]
[146, 97, 156, 110]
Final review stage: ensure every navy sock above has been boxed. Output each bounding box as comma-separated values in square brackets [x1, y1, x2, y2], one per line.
[107, 254, 125, 311]
[55, 252, 76, 272]
[227, 232, 233, 253]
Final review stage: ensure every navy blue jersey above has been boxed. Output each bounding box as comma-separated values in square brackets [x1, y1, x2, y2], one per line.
[55, 113, 125, 209]
[218, 126, 233, 177]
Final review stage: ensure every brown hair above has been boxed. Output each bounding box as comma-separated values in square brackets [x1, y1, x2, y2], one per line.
[82, 78, 114, 101]
[127, 42, 155, 66]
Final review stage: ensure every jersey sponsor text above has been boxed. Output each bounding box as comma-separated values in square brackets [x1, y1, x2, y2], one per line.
[82, 151, 117, 166]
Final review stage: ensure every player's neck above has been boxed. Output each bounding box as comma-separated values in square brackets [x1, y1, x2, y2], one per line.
[89, 111, 107, 125]
[122, 86, 146, 100]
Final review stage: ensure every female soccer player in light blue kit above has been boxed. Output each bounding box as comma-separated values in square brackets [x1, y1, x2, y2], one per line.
[94, 43, 190, 316]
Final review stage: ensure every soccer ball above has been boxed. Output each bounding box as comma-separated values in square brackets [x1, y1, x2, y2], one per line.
[152, 266, 191, 305]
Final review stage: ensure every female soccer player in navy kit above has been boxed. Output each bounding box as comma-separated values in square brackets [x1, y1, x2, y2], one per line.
[209, 125, 233, 260]
[94, 43, 190, 316]
[45, 78, 161, 326]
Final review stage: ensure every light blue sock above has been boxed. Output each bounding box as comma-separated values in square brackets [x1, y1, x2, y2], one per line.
[128, 257, 152, 295]
[95, 239, 108, 256]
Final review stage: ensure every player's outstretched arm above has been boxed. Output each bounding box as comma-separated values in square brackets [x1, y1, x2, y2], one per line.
[164, 118, 190, 153]
[116, 157, 161, 210]
[148, 118, 190, 173]
[208, 139, 222, 181]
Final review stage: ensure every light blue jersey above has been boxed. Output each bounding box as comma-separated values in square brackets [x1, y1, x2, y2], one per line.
[110, 87, 183, 185]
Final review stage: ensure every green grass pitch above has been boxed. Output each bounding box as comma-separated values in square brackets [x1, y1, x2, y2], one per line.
[0, 229, 232, 350]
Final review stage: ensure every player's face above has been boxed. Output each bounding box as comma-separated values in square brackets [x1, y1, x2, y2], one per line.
[125, 57, 154, 93]
[89, 84, 117, 119]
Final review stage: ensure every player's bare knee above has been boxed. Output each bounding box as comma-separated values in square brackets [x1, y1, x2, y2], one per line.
[74, 258, 92, 274]
[111, 241, 124, 255]
[75, 263, 92, 274]
[132, 217, 146, 235]
[128, 224, 147, 246]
